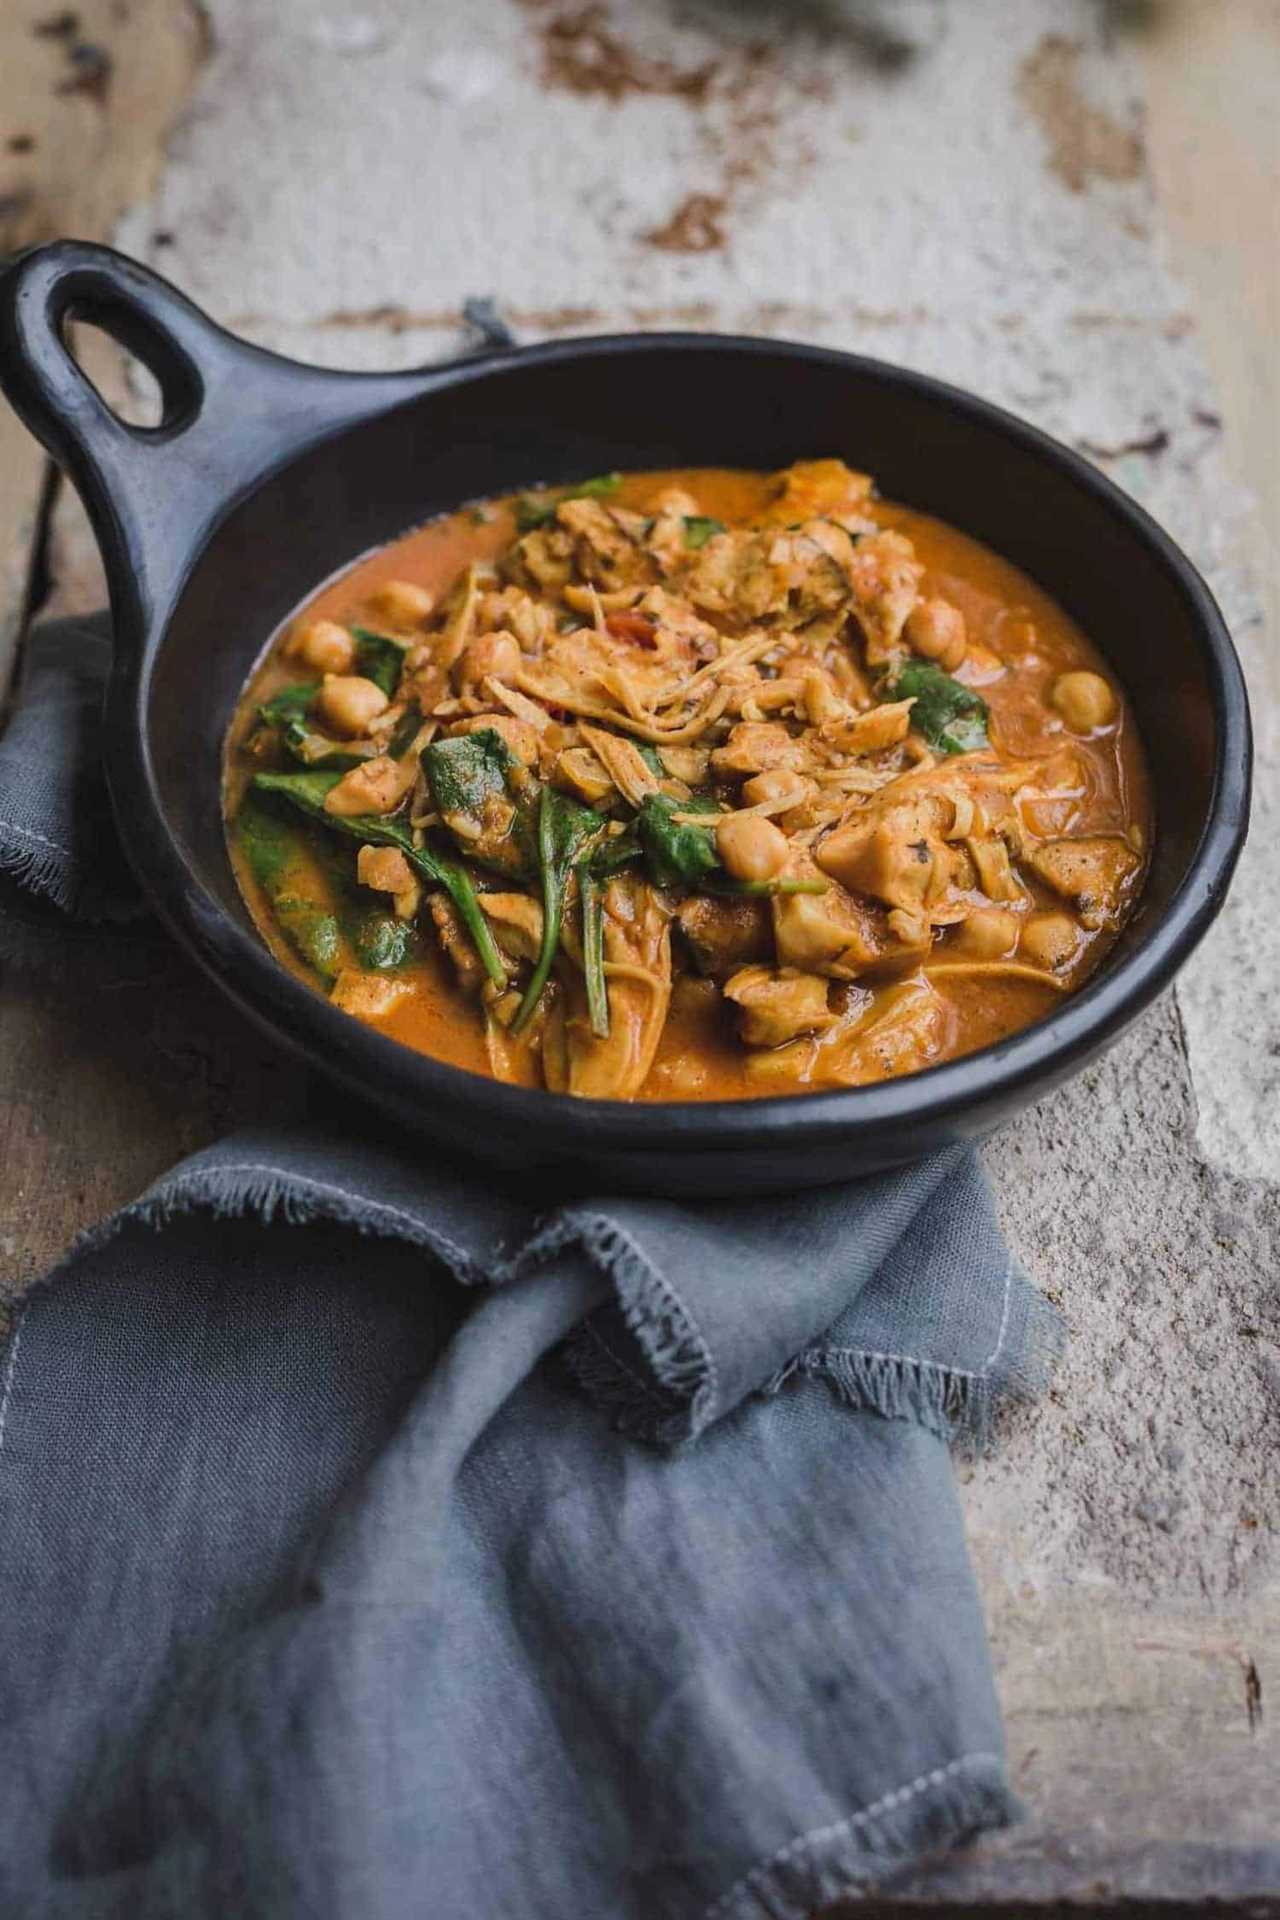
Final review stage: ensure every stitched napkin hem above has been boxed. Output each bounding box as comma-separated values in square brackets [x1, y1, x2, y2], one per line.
[703, 1752, 1015, 1920]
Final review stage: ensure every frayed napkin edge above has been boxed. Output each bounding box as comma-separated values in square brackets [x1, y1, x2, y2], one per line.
[763, 1260, 1064, 1452]
[563, 1245, 1063, 1454]
[62, 1156, 491, 1292]
[527, 1208, 718, 1445]
[0, 845, 146, 933]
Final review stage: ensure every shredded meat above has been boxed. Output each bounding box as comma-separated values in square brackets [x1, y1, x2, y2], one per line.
[236, 458, 1148, 1101]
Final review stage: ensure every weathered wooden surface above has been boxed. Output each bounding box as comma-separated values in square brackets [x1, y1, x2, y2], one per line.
[1, 0, 1276, 1904]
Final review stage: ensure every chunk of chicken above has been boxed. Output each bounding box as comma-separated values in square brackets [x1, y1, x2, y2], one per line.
[355, 844, 422, 920]
[723, 966, 835, 1047]
[356, 845, 414, 895]
[844, 529, 924, 665]
[772, 866, 903, 978]
[710, 721, 814, 779]
[503, 527, 574, 594]
[580, 724, 660, 809]
[815, 755, 1035, 918]
[759, 458, 875, 527]
[820, 698, 915, 755]
[330, 969, 412, 1021]
[475, 586, 555, 652]
[676, 893, 772, 977]
[323, 755, 417, 817]
[543, 874, 673, 1099]
[555, 744, 615, 805]
[681, 529, 788, 623]
[745, 977, 949, 1088]
[818, 813, 948, 917]
[556, 497, 654, 591]
[478, 892, 544, 966]
[1025, 836, 1141, 929]
[446, 713, 541, 766]
[430, 896, 485, 995]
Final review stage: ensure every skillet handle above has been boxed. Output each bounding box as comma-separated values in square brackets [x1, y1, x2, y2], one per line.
[0, 241, 429, 632]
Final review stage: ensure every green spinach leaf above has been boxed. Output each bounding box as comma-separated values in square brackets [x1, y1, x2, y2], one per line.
[882, 661, 989, 755]
[256, 681, 370, 769]
[351, 627, 409, 699]
[257, 680, 320, 728]
[514, 471, 623, 534]
[634, 793, 828, 898]
[636, 792, 723, 890]
[578, 867, 609, 1040]
[251, 769, 507, 988]
[422, 728, 537, 879]
[235, 795, 344, 981]
[682, 515, 726, 549]
[511, 787, 605, 1034]
[279, 718, 372, 770]
[354, 911, 417, 970]
[385, 704, 423, 760]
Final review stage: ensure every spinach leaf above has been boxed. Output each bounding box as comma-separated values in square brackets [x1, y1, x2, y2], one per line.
[636, 792, 722, 890]
[682, 515, 726, 549]
[258, 680, 320, 728]
[578, 868, 609, 1040]
[256, 681, 370, 769]
[385, 704, 423, 760]
[514, 471, 623, 534]
[251, 769, 507, 988]
[511, 787, 605, 1034]
[423, 726, 517, 814]
[882, 661, 989, 755]
[635, 742, 665, 779]
[422, 729, 537, 879]
[351, 627, 409, 699]
[354, 912, 416, 970]
[280, 718, 372, 770]
[574, 471, 624, 500]
[589, 822, 643, 879]
[635, 794, 828, 898]
[235, 795, 344, 982]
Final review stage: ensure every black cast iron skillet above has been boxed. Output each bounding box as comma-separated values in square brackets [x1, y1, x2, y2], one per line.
[0, 241, 1251, 1195]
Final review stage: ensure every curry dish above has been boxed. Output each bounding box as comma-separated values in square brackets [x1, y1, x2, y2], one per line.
[225, 462, 1150, 1102]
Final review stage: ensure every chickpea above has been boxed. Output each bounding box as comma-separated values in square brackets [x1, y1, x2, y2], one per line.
[743, 768, 809, 807]
[954, 907, 1020, 958]
[1051, 670, 1115, 733]
[905, 597, 967, 671]
[289, 618, 355, 675]
[368, 579, 434, 628]
[455, 628, 523, 692]
[1020, 911, 1083, 970]
[317, 674, 389, 739]
[716, 812, 789, 884]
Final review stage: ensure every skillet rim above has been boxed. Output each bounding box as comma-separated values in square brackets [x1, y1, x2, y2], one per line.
[118, 330, 1252, 1158]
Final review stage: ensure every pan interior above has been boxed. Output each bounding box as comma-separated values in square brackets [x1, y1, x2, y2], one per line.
[145, 343, 1219, 987]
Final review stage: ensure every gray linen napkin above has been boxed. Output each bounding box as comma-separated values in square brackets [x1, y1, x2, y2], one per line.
[0, 618, 1061, 1920]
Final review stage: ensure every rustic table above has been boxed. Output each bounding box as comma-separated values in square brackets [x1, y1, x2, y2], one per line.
[2, 0, 1277, 1907]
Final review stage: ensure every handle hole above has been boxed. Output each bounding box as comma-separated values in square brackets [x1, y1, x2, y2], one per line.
[59, 293, 200, 435]
[63, 319, 165, 429]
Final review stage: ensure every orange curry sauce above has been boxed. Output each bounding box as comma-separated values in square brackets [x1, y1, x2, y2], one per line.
[225, 467, 1151, 1101]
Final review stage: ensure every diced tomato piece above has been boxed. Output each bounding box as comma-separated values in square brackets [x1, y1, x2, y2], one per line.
[606, 611, 658, 646]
